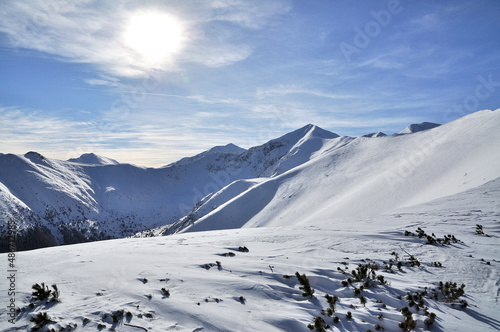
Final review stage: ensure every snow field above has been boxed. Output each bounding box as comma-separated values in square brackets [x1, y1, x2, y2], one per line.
[1, 178, 499, 331]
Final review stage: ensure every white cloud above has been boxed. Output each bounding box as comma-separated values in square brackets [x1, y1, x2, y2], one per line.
[0, 0, 292, 78]
[0, 106, 247, 166]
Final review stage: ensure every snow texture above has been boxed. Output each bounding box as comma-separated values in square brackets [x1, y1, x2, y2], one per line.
[0, 178, 499, 331]
[0, 109, 500, 331]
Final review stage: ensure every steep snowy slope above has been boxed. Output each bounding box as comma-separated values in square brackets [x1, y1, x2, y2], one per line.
[137, 135, 354, 237]
[180, 110, 500, 233]
[1, 178, 498, 331]
[0, 124, 338, 251]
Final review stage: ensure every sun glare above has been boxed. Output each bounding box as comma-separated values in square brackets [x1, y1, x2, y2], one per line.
[124, 12, 183, 64]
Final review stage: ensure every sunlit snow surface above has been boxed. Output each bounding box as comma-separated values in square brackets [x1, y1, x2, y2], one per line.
[1, 178, 499, 331]
[1, 110, 499, 331]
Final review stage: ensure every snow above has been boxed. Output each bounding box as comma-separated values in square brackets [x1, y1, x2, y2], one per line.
[1, 178, 499, 331]
[0, 123, 343, 244]
[67, 153, 119, 166]
[0, 109, 499, 331]
[180, 109, 500, 233]
[398, 122, 441, 134]
[172, 143, 246, 167]
[362, 132, 387, 138]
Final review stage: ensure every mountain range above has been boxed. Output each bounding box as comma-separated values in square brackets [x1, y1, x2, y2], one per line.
[1, 109, 499, 252]
[1, 109, 500, 331]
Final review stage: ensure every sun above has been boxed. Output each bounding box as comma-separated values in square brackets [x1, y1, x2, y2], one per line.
[124, 11, 183, 64]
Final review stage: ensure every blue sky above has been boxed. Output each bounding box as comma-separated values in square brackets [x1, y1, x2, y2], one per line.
[1, 0, 499, 166]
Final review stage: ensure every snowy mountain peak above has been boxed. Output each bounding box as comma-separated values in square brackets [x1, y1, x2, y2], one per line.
[362, 132, 387, 138]
[24, 151, 46, 163]
[67, 153, 119, 165]
[399, 121, 441, 134]
[296, 123, 340, 140]
[237, 124, 341, 178]
[206, 143, 246, 156]
[172, 143, 246, 166]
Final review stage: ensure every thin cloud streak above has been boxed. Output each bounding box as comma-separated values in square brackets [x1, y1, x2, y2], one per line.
[0, 0, 291, 78]
[0, 105, 420, 167]
[256, 84, 354, 100]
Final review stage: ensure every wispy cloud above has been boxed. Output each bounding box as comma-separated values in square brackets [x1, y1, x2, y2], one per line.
[0, 106, 218, 166]
[0, 0, 291, 78]
[2, 0, 499, 166]
[84, 76, 122, 88]
[256, 84, 353, 100]
[408, 13, 442, 32]
[210, 0, 292, 29]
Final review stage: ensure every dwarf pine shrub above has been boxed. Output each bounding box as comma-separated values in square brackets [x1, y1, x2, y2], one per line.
[51, 284, 60, 302]
[161, 288, 170, 297]
[324, 294, 338, 313]
[31, 283, 60, 303]
[295, 272, 315, 298]
[424, 312, 436, 328]
[399, 307, 417, 332]
[475, 224, 486, 235]
[30, 312, 54, 331]
[405, 228, 461, 245]
[307, 316, 330, 331]
[437, 281, 466, 302]
[31, 283, 51, 302]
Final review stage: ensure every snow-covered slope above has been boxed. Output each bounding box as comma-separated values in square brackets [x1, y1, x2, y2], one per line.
[179, 109, 500, 233]
[399, 121, 441, 134]
[0, 124, 339, 251]
[1, 111, 499, 251]
[1, 178, 498, 331]
[1, 110, 499, 331]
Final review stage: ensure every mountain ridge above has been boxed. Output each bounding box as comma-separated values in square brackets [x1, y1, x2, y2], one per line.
[0, 123, 340, 251]
[67, 152, 119, 165]
[1, 111, 499, 251]
[163, 109, 500, 234]
[399, 121, 441, 134]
